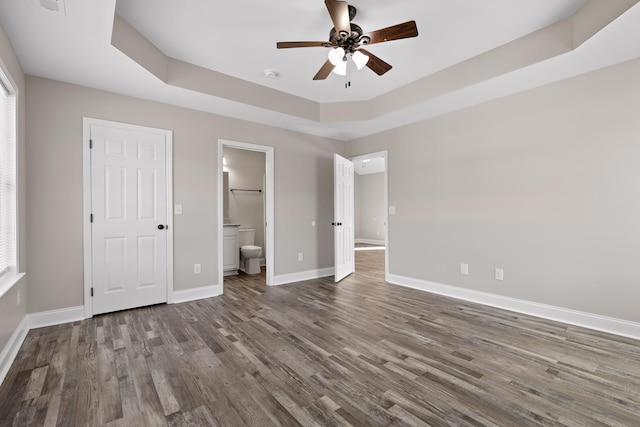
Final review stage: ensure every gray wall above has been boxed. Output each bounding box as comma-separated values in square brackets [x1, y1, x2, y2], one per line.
[25, 76, 341, 314]
[0, 24, 27, 352]
[347, 58, 640, 323]
[355, 172, 385, 243]
[224, 147, 266, 256]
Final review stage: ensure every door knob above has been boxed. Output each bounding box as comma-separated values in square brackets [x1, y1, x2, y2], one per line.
[158, 224, 166, 230]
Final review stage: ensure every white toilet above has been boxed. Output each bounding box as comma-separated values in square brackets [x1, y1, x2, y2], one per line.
[238, 228, 262, 275]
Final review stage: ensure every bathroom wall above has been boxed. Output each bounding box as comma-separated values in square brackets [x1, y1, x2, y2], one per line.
[355, 172, 386, 244]
[222, 171, 230, 221]
[223, 147, 266, 259]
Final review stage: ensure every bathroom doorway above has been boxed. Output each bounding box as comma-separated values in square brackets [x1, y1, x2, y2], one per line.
[218, 139, 274, 291]
[351, 151, 388, 280]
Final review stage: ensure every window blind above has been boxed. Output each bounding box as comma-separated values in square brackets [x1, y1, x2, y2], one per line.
[0, 74, 16, 277]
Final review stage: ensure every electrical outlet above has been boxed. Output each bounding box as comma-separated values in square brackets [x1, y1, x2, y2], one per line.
[17, 289, 20, 306]
[298, 252, 304, 262]
[495, 268, 504, 281]
[460, 263, 469, 276]
[194, 263, 201, 274]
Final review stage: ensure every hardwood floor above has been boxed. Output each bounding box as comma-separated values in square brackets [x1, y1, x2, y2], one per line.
[2, 250, 640, 426]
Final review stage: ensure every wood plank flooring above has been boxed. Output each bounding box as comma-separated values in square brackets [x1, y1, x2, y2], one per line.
[2, 249, 640, 426]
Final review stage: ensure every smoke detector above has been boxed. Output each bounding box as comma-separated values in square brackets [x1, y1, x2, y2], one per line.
[35, 0, 66, 14]
[263, 69, 278, 78]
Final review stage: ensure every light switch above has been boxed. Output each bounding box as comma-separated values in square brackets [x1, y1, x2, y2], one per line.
[174, 204, 183, 215]
[389, 206, 397, 215]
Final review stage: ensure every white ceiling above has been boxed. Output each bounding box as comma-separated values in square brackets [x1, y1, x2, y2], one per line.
[114, 0, 587, 103]
[1, 0, 639, 141]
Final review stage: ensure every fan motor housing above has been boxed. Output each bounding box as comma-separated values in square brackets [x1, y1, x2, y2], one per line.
[329, 23, 369, 51]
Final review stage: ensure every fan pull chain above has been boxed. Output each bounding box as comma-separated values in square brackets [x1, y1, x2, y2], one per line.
[345, 56, 351, 89]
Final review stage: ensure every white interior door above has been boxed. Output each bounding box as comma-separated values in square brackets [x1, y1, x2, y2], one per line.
[334, 153, 355, 282]
[90, 123, 169, 314]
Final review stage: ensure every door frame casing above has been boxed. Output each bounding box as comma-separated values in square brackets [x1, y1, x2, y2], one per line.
[350, 150, 389, 281]
[218, 139, 274, 289]
[82, 117, 174, 318]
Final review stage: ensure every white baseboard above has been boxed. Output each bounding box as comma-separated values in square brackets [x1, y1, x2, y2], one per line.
[272, 267, 334, 287]
[387, 274, 640, 341]
[171, 284, 223, 304]
[0, 315, 29, 386]
[28, 306, 86, 330]
[355, 238, 385, 246]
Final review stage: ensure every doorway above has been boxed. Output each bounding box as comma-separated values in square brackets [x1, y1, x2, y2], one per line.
[83, 118, 174, 317]
[217, 139, 274, 290]
[351, 151, 388, 280]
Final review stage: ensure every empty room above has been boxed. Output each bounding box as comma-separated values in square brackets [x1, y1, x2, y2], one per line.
[1, 0, 640, 425]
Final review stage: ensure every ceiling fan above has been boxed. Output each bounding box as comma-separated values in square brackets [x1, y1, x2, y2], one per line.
[276, 0, 418, 81]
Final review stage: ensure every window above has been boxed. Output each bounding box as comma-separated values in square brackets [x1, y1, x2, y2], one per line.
[0, 69, 16, 279]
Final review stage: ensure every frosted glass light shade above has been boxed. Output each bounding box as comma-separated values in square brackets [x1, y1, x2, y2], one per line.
[352, 50, 369, 70]
[328, 47, 345, 66]
[332, 60, 347, 76]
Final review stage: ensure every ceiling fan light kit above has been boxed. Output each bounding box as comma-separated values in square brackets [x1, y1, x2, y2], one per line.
[327, 48, 368, 80]
[276, 0, 418, 86]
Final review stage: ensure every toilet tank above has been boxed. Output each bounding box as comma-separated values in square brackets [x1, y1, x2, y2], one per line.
[238, 228, 256, 247]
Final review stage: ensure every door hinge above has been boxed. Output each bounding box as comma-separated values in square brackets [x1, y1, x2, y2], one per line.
[90, 213, 93, 223]
[89, 139, 93, 149]
[91, 287, 94, 297]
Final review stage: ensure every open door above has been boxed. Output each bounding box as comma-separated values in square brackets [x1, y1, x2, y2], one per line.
[334, 154, 355, 282]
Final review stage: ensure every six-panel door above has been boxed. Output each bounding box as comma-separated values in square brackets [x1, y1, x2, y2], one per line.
[90, 124, 168, 314]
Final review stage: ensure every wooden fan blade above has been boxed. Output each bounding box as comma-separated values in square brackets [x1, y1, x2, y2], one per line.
[362, 21, 418, 45]
[277, 41, 331, 49]
[325, 0, 350, 36]
[358, 49, 392, 76]
[313, 59, 335, 80]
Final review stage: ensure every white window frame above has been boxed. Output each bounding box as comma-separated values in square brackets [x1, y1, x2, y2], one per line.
[0, 65, 24, 299]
